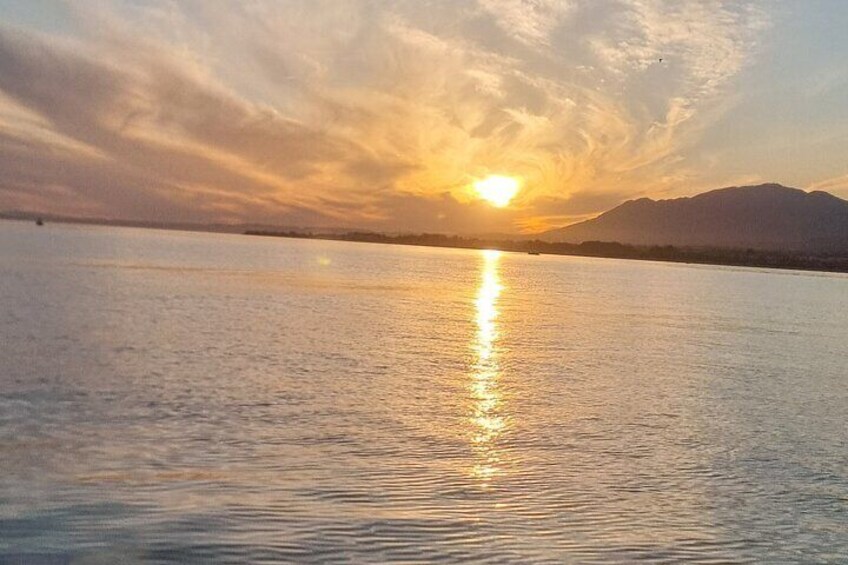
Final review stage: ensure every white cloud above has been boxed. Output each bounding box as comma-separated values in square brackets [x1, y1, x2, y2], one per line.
[477, 0, 574, 45]
[589, 0, 768, 98]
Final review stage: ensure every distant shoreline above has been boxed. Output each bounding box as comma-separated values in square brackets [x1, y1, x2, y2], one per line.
[245, 230, 848, 274]
[3, 215, 846, 274]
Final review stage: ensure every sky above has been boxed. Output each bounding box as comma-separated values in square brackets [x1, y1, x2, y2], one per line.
[0, 0, 846, 233]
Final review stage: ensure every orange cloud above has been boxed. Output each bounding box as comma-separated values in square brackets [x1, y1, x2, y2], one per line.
[0, 1, 770, 232]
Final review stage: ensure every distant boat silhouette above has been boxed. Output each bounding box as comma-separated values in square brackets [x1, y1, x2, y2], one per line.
[35, 218, 44, 226]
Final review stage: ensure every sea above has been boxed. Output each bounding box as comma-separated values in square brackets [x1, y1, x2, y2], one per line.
[1, 220, 846, 563]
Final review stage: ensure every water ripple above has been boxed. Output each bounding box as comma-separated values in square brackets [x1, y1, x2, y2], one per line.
[2, 223, 847, 563]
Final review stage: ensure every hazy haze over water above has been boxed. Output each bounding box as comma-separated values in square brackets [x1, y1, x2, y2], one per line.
[1, 221, 846, 563]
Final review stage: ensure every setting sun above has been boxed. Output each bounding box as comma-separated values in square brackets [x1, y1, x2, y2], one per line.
[474, 176, 520, 208]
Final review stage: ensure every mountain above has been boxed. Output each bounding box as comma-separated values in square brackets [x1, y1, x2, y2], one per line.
[542, 184, 848, 253]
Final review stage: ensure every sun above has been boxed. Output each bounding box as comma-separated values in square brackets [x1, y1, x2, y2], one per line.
[474, 175, 520, 208]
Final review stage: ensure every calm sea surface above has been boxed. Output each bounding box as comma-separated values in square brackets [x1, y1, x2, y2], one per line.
[1, 220, 846, 563]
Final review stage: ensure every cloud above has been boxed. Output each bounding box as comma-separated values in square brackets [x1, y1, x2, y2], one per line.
[809, 173, 848, 198]
[0, 22, 369, 223]
[477, 0, 574, 46]
[0, 1, 770, 231]
[518, 190, 631, 231]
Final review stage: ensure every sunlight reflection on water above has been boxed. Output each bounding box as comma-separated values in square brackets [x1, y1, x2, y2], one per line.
[471, 249, 506, 484]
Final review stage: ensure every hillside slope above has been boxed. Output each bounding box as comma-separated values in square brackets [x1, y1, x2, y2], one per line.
[542, 184, 848, 252]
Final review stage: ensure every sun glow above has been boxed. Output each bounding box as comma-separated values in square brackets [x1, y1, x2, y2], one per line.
[474, 175, 520, 207]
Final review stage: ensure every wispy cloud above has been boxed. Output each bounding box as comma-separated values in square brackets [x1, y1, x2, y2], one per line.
[809, 172, 848, 195]
[477, 0, 574, 45]
[0, 1, 770, 231]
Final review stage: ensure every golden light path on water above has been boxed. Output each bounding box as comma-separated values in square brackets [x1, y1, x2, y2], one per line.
[471, 249, 506, 484]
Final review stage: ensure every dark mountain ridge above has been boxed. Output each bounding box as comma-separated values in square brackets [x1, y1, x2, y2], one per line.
[543, 184, 848, 252]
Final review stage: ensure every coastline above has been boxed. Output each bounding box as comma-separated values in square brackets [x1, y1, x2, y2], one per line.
[4, 215, 845, 274]
[245, 230, 848, 274]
